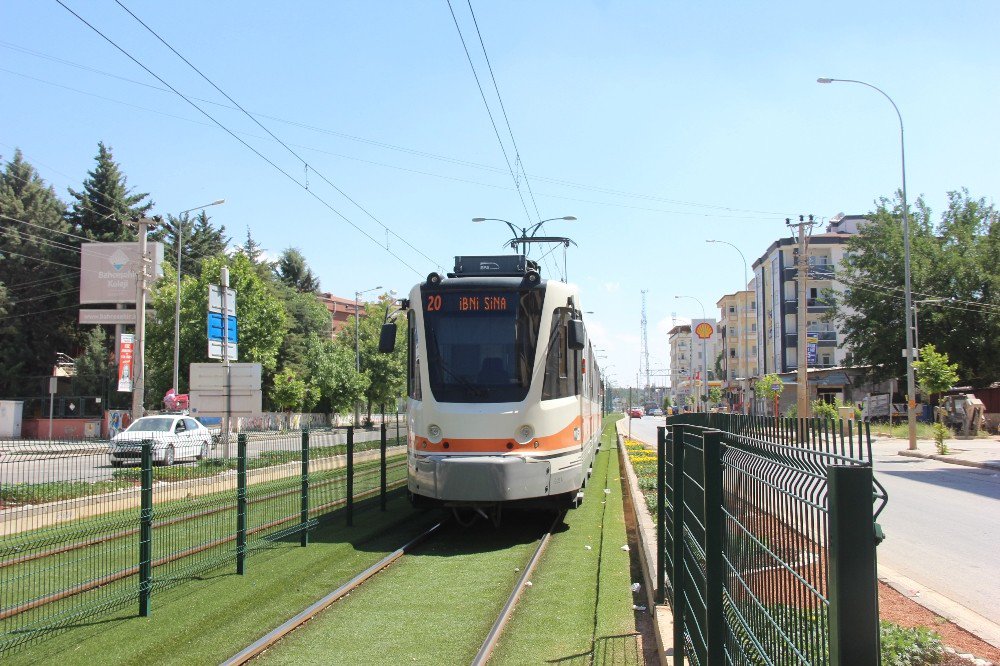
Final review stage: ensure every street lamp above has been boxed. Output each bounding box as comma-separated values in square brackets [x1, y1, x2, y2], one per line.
[354, 285, 383, 424]
[707, 239, 750, 413]
[675, 295, 707, 412]
[172, 199, 225, 394]
[818, 76, 917, 449]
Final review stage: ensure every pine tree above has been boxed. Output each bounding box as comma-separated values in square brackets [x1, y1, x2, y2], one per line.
[0, 150, 80, 395]
[66, 142, 153, 241]
[275, 247, 321, 293]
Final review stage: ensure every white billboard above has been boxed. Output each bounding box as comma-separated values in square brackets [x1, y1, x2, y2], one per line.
[80, 242, 164, 304]
[189, 362, 262, 417]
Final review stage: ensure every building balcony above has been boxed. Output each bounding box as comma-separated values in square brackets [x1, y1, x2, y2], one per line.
[783, 298, 835, 313]
[785, 331, 837, 346]
[784, 265, 836, 281]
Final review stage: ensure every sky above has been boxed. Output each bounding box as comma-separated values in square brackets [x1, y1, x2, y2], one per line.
[3, 1, 999, 389]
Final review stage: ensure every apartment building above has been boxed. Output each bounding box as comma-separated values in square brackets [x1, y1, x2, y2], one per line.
[315, 292, 365, 338]
[715, 279, 758, 409]
[668, 320, 721, 408]
[752, 215, 863, 376]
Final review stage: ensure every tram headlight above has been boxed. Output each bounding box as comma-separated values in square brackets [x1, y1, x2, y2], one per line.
[427, 424, 443, 443]
[515, 424, 534, 444]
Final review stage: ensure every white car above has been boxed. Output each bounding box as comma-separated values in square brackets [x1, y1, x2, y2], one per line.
[110, 415, 212, 467]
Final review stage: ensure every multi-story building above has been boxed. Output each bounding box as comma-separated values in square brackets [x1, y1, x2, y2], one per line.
[753, 215, 864, 377]
[315, 292, 365, 338]
[668, 320, 722, 408]
[715, 279, 758, 409]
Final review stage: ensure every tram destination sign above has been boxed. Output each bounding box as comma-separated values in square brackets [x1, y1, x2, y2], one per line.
[425, 291, 517, 314]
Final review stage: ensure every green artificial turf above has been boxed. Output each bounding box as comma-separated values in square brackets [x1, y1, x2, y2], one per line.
[2, 493, 433, 664]
[490, 419, 640, 665]
[256, 514, 556, 665]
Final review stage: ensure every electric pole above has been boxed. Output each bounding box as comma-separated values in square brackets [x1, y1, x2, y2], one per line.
[787, 215, 816, 427]
[131, 217, 155, 421]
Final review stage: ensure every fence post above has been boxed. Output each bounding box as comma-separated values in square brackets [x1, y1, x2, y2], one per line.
[301, 429, 310, 547]
[703, 429, 725, 665]
[380, 422, 388, 511]
[828, 464, 880, 665]
[138, 440, 153, 617]
[236, 433, 247, 575]
[656, 426, 666, 604]
[347, 426, 354, 526]
[670, 424, 686, 666]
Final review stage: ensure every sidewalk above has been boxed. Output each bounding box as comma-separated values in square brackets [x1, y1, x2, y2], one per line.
[875, 434, 1000, 470]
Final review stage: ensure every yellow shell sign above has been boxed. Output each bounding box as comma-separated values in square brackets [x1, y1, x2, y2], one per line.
[694, 322, 714, 339]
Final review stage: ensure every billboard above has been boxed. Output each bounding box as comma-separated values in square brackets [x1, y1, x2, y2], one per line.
[118, 333, 135, 392]
[80, 242, 163, 304]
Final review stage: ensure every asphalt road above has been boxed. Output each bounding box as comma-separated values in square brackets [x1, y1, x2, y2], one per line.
[623, 415, 1000, 626]
[0, 426, 406, 486]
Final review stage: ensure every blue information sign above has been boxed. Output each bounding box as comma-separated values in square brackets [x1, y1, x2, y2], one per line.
[207, 312, 238, 343]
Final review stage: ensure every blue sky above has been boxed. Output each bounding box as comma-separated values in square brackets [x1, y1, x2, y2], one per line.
[3, 1, 998, 387]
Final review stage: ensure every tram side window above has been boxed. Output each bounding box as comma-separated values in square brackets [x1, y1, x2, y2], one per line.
[542, 308, 579, 400]
[408, 310, 421, 400]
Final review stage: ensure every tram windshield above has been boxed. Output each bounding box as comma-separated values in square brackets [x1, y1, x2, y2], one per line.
[423, 288, 544, 403]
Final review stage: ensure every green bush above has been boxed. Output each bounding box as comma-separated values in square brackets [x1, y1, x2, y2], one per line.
[880, 621, 943, 665]
[932, 423, 951, 455]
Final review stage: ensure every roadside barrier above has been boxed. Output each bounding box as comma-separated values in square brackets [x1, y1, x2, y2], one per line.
[656, 413, 888, 666]
[0, 423, 408, 656]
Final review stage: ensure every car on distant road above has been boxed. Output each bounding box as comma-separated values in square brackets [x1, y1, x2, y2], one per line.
[110, 415, 212, 467]
[629, 407, 644, 418]
[647, 408, 664, 416]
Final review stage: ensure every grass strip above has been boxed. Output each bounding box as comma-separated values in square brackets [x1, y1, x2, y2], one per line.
[1, 493, 435, 664]
[490, 418, 640, 664]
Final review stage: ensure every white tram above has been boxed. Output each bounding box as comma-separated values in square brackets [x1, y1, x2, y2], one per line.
[380, 254, 603, 511]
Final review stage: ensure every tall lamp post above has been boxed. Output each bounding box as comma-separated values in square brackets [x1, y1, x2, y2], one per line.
[354, 285, 382, 424]
[675, 295, 707, 412]
[172, 199, 225, 394]
[818, 76, 917, 449]
[707, 239, 750, 413]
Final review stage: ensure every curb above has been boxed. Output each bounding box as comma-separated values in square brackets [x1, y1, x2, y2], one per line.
[878, 563, 1000, 650]
[897, 450, 1000, 471]
[616, 420, 674, 665]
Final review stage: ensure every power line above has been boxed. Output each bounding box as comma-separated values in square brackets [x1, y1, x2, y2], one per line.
[112, 0, 442, 274]
[54, 0, 425, 278]
[1, 42, 792, 218]
[0, 65, 783, 222]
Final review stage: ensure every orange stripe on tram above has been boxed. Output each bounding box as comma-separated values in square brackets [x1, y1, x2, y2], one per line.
[411, 417, 584, 454]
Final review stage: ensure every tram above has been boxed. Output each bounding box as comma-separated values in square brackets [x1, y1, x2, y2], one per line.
[379, 253, 603, 513]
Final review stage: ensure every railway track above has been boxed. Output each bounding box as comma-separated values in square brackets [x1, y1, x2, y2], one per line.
[222, 510, 565, 665]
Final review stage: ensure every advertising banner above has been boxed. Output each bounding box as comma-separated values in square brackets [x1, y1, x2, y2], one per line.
[118, 333, 135, 392]
[80, 242, 163, 304]
[807, 342, 818, 365]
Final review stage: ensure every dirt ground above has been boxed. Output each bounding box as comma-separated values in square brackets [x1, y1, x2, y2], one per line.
[879, 581, 999, 664]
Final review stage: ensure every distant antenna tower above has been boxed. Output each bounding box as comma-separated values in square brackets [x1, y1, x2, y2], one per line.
[640, 290, 650, 393]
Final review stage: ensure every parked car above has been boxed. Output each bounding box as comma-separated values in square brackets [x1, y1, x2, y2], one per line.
[110, 415, 212, 466]
[629, 407, 644, 418]
[647, 408, 664, 416]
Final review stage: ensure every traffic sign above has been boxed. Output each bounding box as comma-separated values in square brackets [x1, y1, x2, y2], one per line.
[208, 340, 238, 360]
[770, 383, 781, 392]
[208, 285, 236, 316]
[207, 312, 238, 343]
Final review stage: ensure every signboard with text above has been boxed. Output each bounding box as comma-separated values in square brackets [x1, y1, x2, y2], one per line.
[80, 242, 163, 304]
[79, 309, 150, 325]
[118, 333, 135, 392]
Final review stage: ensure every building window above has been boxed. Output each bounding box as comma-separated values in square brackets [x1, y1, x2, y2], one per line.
[822, 354, 831, 366]
[728, 306, 736, 314]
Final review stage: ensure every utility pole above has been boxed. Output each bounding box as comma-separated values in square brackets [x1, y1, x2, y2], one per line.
[788, 215, 815, 426]
[131, 217, 154, 421]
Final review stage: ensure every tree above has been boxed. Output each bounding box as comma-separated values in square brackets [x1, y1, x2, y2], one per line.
[66, 142, 152, 241]
[833, 189, 1000, 386]
[145, 253, 287, 400]
[71, 327, 111, 398]
[303, 336, 367, 414]
[708, 386, 723, 407]
[0, 150, 80, 396]
[662, 395, 672, 410]
[275, 248, 320, 293]
[334, 294, 405, 416]
[914, 344, 960, 403]
[149, 209, 229, 276]
[275, 286, 333, 373]
[270, 369, 307, 412]
[755, 373, 784, 415]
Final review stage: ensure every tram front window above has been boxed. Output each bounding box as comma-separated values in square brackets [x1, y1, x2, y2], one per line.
[423, 289, 543, 403]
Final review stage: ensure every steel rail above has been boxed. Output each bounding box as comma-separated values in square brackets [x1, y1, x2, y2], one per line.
[470, 510, 566, 666]
[0, 479, 406, 621]
[0, 459, 406, 569]
[222, 520, 446, 666]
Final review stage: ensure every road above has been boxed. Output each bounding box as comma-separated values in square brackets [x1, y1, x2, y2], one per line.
[623, 415, 1000, 626]
[0, 426, 406, 486]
